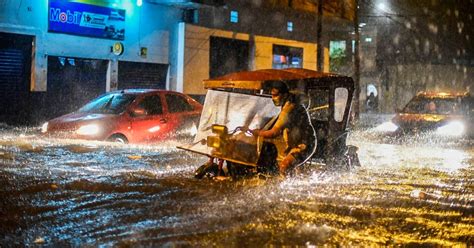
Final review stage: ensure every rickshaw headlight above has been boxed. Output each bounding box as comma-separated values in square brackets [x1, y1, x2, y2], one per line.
[211, 124, 228, 136]
[207, 136, 221, 149]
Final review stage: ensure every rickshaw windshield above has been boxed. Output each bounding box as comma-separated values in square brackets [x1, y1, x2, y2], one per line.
[183, 90, 280, 165]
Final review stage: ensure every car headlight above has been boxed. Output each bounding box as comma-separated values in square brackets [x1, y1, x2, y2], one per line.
[41, 122, 48, 133]
[436, 121, 465, 136]
[76, 124, 100, 136]
[374, 121, 399, 132]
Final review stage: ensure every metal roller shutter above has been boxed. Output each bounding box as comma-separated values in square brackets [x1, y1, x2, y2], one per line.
[0, 32, 32, 125]
[118, 61, 168, 90]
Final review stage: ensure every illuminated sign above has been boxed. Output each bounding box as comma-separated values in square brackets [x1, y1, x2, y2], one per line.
[48, 0, 126, 40]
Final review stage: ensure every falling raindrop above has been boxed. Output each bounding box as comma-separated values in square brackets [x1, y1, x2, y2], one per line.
[428, 23, 438, 34]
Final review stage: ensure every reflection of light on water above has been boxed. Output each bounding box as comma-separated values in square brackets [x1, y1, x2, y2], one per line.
[148, 125, 161, 133]
[373, 121, 398, 132]
[356, 141, 469, 173]
[438, 149, 468, 172]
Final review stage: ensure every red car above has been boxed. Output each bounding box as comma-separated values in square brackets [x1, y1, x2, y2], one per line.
[41, 89, 203, 143]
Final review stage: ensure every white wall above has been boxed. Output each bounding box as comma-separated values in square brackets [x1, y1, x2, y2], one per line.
[183, 24, 328, 96]
[0, 1, 182, 91]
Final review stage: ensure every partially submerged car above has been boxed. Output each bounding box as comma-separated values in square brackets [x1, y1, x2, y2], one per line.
[376, 91, 473, 138]
[41, 89, 203, 143]
[178, 68, 360, 179]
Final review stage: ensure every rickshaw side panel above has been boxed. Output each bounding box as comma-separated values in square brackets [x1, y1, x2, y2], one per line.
[180, 68, 358, 170]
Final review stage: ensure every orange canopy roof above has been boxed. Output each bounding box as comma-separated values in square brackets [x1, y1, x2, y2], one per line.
[204, 68, 341, 90]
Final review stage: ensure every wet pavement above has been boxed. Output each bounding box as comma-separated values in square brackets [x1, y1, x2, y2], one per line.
[0, 125, 473, 246]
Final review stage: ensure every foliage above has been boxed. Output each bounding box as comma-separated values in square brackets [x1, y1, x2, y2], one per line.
[330, 48, 347, 72]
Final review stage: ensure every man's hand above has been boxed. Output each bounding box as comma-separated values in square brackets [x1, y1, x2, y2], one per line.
[250, 129, 261, 136]
[240, 126, 250, 132]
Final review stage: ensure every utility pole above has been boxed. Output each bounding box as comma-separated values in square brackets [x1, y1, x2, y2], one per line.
[316, 0, 323, 71]
[353, 0, 361, 121]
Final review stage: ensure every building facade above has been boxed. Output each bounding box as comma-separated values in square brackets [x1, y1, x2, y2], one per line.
[356, 0, 474, 113]
[0, 0, 354, 125]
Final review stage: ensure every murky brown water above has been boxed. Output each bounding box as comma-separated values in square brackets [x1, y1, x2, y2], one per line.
[0, 127, 473, 246]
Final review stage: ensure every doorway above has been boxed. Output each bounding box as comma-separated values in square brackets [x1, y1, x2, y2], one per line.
[210, 36, 249, 78]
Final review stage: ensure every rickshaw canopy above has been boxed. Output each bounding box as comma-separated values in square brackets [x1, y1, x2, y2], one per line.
[203, 68, 354, 92]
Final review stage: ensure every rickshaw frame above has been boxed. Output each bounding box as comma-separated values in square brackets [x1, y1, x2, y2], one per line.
[180, 68, 359, 177]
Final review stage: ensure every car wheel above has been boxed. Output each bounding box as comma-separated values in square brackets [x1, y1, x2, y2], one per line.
[108, 134, 128, 144]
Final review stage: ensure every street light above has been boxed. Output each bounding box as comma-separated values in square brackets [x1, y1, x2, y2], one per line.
[377, 2, 387, 11]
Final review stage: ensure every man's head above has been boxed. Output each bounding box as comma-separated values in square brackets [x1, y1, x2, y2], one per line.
[271, 82, 289, 106]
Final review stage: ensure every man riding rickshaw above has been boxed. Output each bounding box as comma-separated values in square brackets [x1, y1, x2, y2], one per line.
[178, 68, 360, 179]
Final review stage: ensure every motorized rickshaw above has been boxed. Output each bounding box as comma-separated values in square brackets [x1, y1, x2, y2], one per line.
[178, 68, 360, 179]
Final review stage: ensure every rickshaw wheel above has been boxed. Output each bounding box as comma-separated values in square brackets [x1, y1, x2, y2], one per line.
[194, 161, 219, 179]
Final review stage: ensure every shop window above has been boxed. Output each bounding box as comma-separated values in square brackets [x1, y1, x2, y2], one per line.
[287, 21, 293, 32]
[210, 36, 249, 78]
[272, 45, 303, 69]
[230, 10, 238, 23]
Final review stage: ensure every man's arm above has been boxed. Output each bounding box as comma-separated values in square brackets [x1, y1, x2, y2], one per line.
[254, 103, 293, 138]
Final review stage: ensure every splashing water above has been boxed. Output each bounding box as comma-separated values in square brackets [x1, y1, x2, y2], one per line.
[0, 126, 472, 246]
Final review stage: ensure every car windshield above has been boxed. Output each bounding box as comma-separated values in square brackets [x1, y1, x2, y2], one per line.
[78, 93, 136, 114]
[403, 97, 461, 115]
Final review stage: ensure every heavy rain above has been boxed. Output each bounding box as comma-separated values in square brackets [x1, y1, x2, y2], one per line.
[0, 123, 472, 246]
[1, 0, 474, 246]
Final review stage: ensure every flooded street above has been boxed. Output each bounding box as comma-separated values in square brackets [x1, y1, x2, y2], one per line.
[0, 126, 473, 246]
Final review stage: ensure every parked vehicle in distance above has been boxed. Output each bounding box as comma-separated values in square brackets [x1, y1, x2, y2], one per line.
[376, 91, 473, 138]
[41, 89, 203, 143]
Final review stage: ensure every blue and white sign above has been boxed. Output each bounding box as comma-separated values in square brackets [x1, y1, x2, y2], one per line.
[48, 0, 126, 40]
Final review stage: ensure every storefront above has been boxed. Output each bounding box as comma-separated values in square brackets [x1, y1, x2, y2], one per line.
[0, 0, 179, 125]
[0, 0, 343, 125]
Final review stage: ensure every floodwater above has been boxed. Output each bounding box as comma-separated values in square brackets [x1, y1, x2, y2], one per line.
[0, 126, 473, 246]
